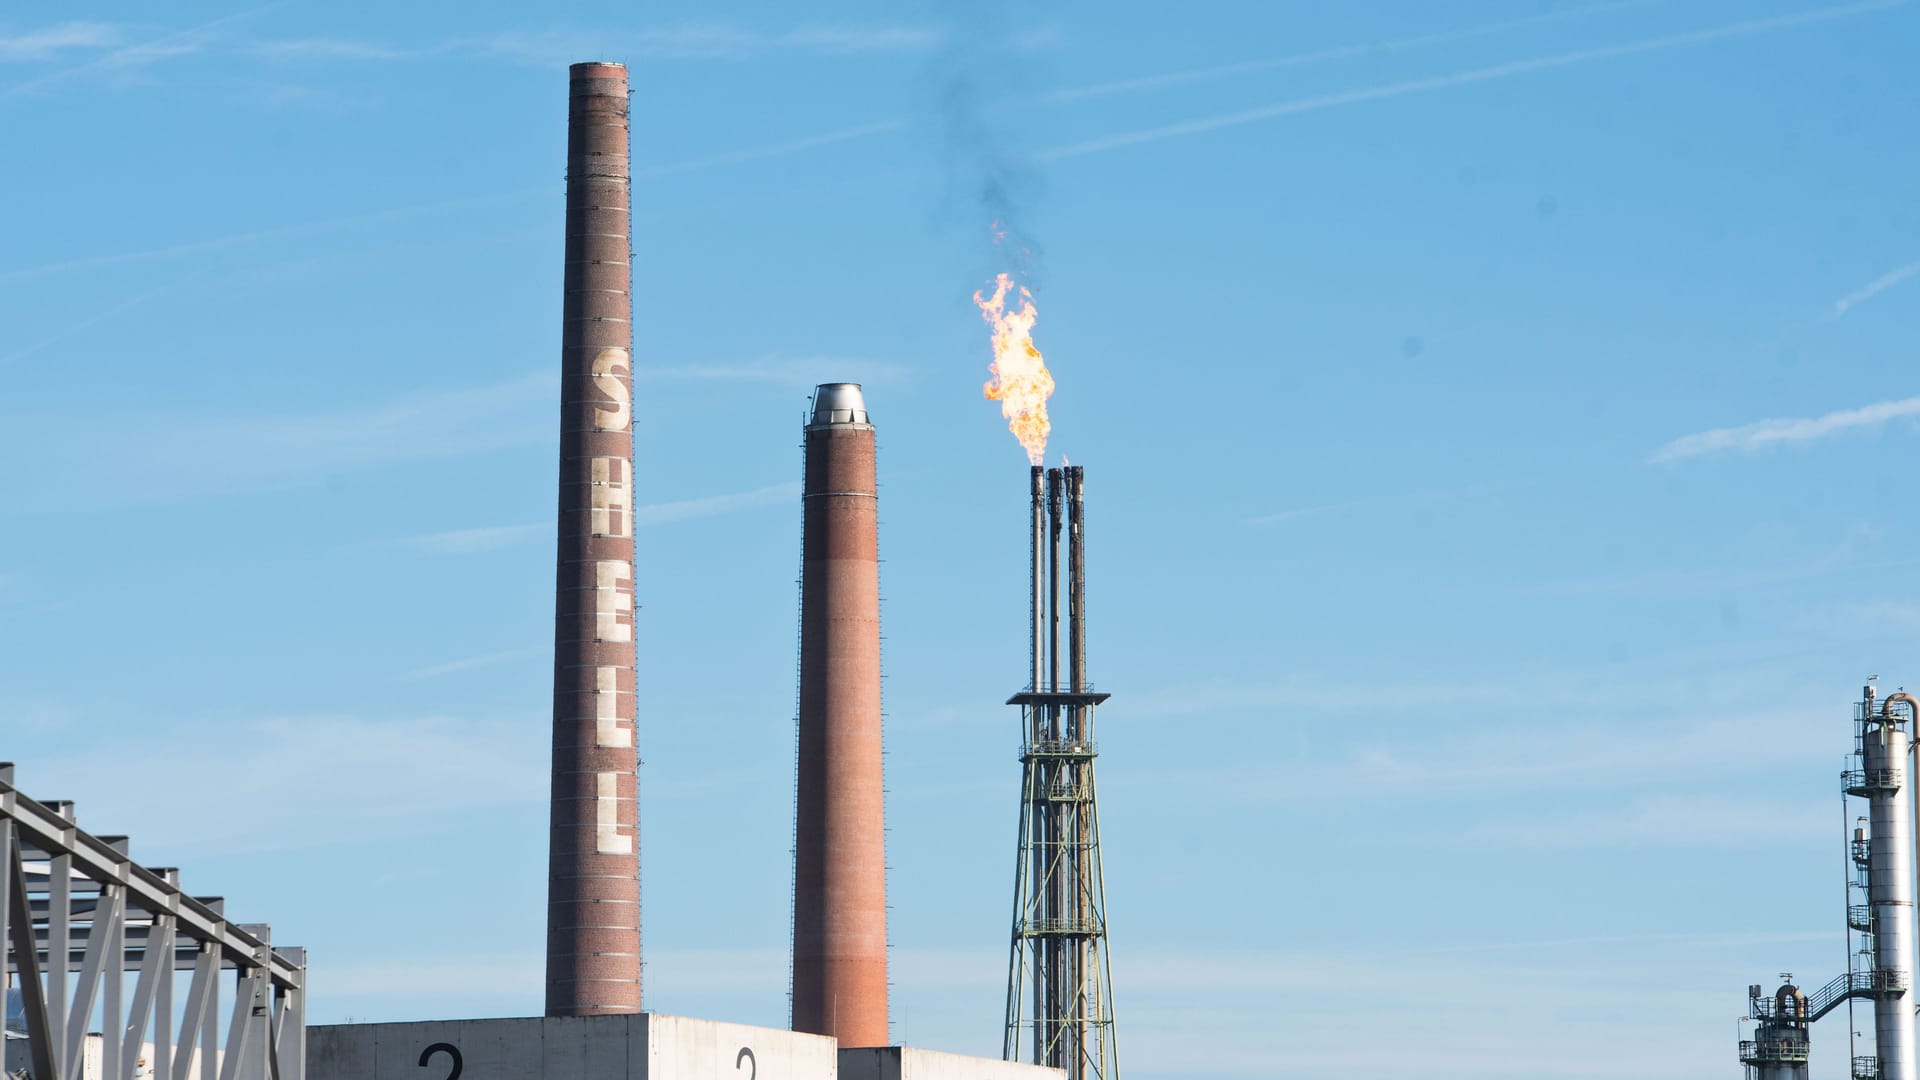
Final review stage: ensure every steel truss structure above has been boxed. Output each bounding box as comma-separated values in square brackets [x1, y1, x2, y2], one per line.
[2, 763, 305, 1080]
[1004, 466, 1119, 1080]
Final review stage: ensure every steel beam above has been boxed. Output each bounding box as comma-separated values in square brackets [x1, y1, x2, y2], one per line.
[104, 885, 125, 1080]
[125, 917, 174, 1080]
[9, 827, 59, 1080]
[66, 883, 118, 1080]
[49, 846, 70, 1073]
[172, 946, 218, 1080]
[0, 776, 301, 990]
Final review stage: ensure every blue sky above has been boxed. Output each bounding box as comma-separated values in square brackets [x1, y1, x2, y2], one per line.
[2, 1, 1918, 1076]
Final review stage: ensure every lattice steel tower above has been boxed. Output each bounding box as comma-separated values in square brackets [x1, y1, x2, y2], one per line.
[1004, 464, 1120, 1080]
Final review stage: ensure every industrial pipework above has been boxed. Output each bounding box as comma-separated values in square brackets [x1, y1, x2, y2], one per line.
[791, 382, 889, 1048]
[1004, 465, 1120, 1080]
[546, 60, 641, 1017]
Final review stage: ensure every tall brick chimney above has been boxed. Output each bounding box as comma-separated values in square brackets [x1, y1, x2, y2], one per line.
[791, 383, 889, 1046]
[546, 60, 640, 1017]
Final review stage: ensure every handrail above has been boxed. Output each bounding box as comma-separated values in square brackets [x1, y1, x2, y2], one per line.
[1025, 739, 1098, 757]
[1739, 1038, 1810, 1064]
[1799, 970, 1907, 1022]
[1844, 767, 1902, 792]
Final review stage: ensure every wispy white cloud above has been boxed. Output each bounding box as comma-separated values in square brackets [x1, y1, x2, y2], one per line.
[163, 372, 550, 474]
[1, 373, 552, 508]
[318, 952, 541, 1008]
[0, 273, 207, 366]
[0, 120, 908, 287]
[1120, 701, 1835, 804]
[24, 714, 546, 856]
[383, 482, 800, 557]
[1650, 393, 1920, 463]
[1539, 552, 1912, 598]
[636, 356, 911, 386]
[464, 23, 940, 67]
[633, 120, 905, 179]
[0, 188, 547, 286]
[404, 522, 552, 556]
[1042, 0, 1912, 159]
[243, 37, 412, 61]
[773, 25, 941, 55]
[1827, 258, 1920, 318]
[1416, 929, 1841, 955]
[3, 5, 279, 98]
[636, 481, 800, 526]
[4, 18, 939, 93]
[0, 22, 121, 62]
[1243, 488, 1480, 526]
[1043, 0, 1656, 103]
[399, 649, 542, 681]
[1243, 498, 1369, 525]
[1458, 793, 1832, 849]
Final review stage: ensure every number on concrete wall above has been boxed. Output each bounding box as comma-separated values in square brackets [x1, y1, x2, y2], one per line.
[418, 1043, 463, 1080]
[736, 1047, 756, 1080]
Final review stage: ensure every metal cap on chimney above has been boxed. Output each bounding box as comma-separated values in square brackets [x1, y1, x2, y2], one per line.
[809, 382, 870, 428]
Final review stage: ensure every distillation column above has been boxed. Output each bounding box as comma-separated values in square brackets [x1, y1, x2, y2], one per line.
[1859, 685, 1917, 1080]
[1739, 982, 1811, 1080]
[546, 60, 641, 1017]
[791, 383, 889, 1048]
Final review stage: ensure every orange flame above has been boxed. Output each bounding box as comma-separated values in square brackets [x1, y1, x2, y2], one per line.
[974, 272, 1054, 465]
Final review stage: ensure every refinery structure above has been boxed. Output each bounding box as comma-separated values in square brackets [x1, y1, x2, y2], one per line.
[2, 60, 1110, 1080]
[1740, 684, 1920, 1080]
[0, 46, 1913, 1080]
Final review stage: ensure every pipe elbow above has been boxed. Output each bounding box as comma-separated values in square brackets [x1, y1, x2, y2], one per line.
[1884, 691, 1919, 720]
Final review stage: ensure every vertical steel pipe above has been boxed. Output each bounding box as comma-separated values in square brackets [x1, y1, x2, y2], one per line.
[1047, 470, 1063, 699]
[1031, 466, 1046, 698]
[546, 60, 641, 1017]
[792, 383, 889, 1047]
[1027, 464, 1049, 1064]
[1067, 465, 1090, 1066]
[1066, 467, 1085, 698]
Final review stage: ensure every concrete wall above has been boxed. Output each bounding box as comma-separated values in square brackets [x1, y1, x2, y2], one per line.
[647, 1015, 836, 1080]
[307, 1014, 835, 1080]
[6, 1032, 106, 1080]
[837, 1047, 1065, 1080]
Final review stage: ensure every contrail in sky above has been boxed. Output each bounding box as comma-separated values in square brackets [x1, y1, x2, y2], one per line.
[1828, 259, 1920, 319]
[1044, 0, 1663, 103]
[1043, 0, 1912, 159]
[0, 190, 548, 286]
[387, 482, 802, 556]
[2, 3, 282, 98]
[8, 2, 1901, 283]
[399, 649, 540, 681]
[0, 124, 909, 286]
[1650, 393, 1920, 463]
[632, 121, 905, 179]
[0, 273, 204, 365]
